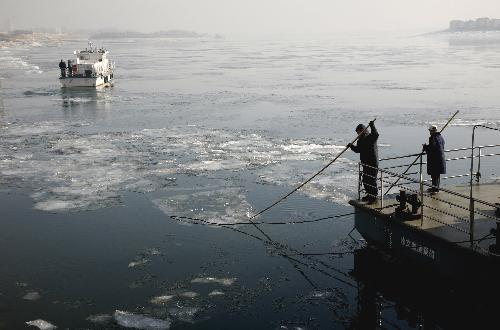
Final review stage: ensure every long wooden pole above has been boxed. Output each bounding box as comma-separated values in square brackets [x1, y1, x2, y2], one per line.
[384, 110, 459, 196]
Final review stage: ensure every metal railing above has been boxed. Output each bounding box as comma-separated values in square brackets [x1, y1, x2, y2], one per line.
[356, 135, 500, 246]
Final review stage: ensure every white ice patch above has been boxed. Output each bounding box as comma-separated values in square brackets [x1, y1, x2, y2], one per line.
[153, 188, 252, 224]
[280, 141, 345, 160]
[114, 310, 171, 330]
[25, 319, 57, 330]
[0, 55, 43, 74]
[179, 291, 199, 299]
[167, 306, 200, 323]
[208, 290, 225, 296]
[150, 295, 175, 305]
[449, 119, 500, 127]
[0, 122, 63, 136]
[0, 123, 357, 212]
[87, 314, 113, 323]
[128, 258, 151, 268]
[191, 277, 237, 286]
[22, 291, 41, 300]
[257, 160, 358, 205]
[145, 248, 162, 256]
[182, 159, 247, 172]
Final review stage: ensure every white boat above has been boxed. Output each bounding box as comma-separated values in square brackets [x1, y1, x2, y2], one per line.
[59, 42, 115, 88]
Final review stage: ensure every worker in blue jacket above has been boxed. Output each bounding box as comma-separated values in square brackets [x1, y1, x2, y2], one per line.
[349, 120, 379, 203]
[423, 125, 446, 192]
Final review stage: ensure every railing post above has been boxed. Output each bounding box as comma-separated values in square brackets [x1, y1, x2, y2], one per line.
[380, 170, 384, 209]
[476, 146, 482, 182]
[358, 162, 362, 200]
[469, 126, 476, 246]
[470, 199, 475, 246]
[419, 153, 424, 227]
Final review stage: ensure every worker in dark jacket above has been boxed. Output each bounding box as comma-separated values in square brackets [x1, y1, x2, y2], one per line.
[423, 125, 446, 192]
[67, 59, 72, 76]
[349, 120, 379, 203]
[59, 59, 66, 78]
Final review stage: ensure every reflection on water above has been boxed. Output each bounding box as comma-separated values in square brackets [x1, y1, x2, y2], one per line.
[351, 247, 497, 329]
[0, 79, 4, 120]
[60, 87, 110, 111]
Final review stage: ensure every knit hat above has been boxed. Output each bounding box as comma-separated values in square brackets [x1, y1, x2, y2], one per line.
[355, 124, 366, 132]
[428, 125, 438, 132]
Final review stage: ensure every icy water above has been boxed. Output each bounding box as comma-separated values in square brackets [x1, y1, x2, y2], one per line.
[0, 32, 500, 329]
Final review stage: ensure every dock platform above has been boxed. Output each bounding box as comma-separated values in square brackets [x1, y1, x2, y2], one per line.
[348, 132, 500, 280]
[350, 183, 500, 254]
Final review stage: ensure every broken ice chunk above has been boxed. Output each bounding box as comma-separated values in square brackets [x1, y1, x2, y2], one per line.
[128, 258, 151, 268]
[23, 291, 41, 300]
[191, 277, 237, 286]
[179, 291, 199, 298]
[167, 306, 200, 323]
[208, 290, 225, 296]
[86, 313, 113, 323]
[25, 319, 57, 330]
[114, 310, 171, 329]
[145, 248, 161, 256]
[150, 295, 175, 305]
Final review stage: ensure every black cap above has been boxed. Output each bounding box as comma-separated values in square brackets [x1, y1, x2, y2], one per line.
[355, 124, 365, 132]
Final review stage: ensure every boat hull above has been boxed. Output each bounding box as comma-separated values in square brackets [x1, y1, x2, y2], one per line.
[350, 203, 499, 282]
[60, 76, 113, 88]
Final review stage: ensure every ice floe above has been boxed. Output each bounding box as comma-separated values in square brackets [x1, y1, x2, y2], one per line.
[208, 290, 225, 296]
[153, 187, 253, 225]
[25, 319, 57, 330]
[167, 306, 201, 323]
[0, 123, 357, 214]
[150, 295, 175, 305]
[128, 258, 151, 268]
[191, 277, 237, 286]
[22, 291, 41, 300]
[128, 248, 162, 268]
[178, 291, 199, 298]
[114, 310, 171, 330]
[87, 313, 113, 323]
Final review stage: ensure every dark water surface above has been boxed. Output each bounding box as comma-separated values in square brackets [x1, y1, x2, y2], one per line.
[1, 33, 499, 329]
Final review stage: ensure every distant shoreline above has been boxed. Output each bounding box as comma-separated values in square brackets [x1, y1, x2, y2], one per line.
[0, 31, 83, 48]
[0, 29, 220, 48]
[89, 30, 210, 39]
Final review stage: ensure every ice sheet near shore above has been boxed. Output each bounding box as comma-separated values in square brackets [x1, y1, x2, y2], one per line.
[0, 123, 356, 219]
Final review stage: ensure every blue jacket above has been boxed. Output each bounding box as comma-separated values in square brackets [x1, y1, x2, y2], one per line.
[424, 133, 446, 175]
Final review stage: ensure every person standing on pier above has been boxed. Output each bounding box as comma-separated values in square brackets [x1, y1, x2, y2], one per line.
[348, 120, 379, 204]
[423, 125, 446, 192]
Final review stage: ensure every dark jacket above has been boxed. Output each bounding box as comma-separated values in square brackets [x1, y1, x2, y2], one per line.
[350, 122, 379, 166]
[423, 133, 446, 175]
[59, 61, 66, 69]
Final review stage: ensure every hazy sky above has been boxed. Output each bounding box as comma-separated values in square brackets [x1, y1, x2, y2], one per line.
[2, 0, 500, 34]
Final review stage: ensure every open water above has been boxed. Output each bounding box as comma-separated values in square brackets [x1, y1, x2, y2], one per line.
[0, 32, 499, 329]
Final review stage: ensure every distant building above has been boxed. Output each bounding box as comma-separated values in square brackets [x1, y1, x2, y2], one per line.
[449, 17, 500, 31]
